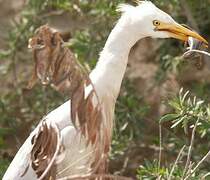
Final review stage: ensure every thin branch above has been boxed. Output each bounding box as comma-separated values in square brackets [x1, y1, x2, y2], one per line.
[168, 145, 186, 180]
[11, 53, 18, 88]
[182, 118, 199, 178]
[201, 172, 210, 180]
[57, 174, 133, 180]
[40, 10, 65, 18]
[183, 49, 210, 57]
[185, 161, 195, 178]
[158, 124, 162, 171]
[119, 156, 129, 174]
[184, 150, 210, 180]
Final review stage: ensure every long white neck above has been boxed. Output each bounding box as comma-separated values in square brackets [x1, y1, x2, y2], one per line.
[89, 15, 144, 100]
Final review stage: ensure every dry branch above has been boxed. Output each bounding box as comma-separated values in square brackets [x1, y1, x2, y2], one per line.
[182, 118, 199, 178]
[168, 145, 186, 180]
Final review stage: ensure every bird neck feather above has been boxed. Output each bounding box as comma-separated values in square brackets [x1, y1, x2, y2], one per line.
[89, 15, 144, 100]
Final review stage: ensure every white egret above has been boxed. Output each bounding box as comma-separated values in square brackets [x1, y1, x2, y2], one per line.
[3, 1, 207, 180]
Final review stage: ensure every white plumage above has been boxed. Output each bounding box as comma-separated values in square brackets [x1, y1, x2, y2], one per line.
[3, 1, 207, 180]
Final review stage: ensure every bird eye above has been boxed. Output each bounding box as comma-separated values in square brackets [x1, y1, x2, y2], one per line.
[153, 20, 160, 26]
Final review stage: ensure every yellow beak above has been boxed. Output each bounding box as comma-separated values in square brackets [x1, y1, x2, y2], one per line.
[156, 22, 208, 47]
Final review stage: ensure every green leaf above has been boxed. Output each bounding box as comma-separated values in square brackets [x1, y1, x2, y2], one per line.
[171, 117, 185, 129]
[169, 100, 181, 110]
[181, 90, 189, 105]
[160, 114, 180, 123]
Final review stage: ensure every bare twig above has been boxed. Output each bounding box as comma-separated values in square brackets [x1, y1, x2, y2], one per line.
[168, 145, 186, 180]
[11, 53, 18, 87]
[119, 156, 129, 174]
[158, 124, 162, 171]
[183, 49, 210, 57]
[184, 150, 210, 180]
[182, 118, 199, 178]
[40, 10, 65, 18]
[201, 172, 210, 180]
[57, 174, 133, 180]
[185, 161, 195, 177]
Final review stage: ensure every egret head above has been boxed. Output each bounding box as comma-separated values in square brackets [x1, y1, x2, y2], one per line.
[118, 1, 208, 45]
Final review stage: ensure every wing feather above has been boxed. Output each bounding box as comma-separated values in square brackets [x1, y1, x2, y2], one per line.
[4, 25, 112, 180]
